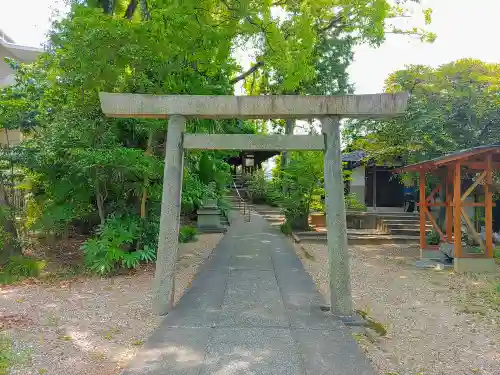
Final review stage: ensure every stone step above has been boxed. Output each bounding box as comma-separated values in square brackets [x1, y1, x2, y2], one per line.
[293, 230, 420, 245]
[295, 229, 382, 238]
[385, 222, 431, 228]
[382, 219, 420, 225]
[387, 228, 423, 236]
[296, 234, 420, 245]
[348, 235, 420, 245]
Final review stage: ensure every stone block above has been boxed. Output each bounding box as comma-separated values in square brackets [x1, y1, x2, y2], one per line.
[453, 258, 497, 273]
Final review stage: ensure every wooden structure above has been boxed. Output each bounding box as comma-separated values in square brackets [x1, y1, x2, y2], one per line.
[397, 145, 500, 272]
[226, 150, 279, 175]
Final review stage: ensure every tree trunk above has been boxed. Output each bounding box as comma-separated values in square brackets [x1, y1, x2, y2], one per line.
[140, 129, 154, 219]
[95, 179, 106, 226]
[0, 184, 20, 262]
[281, 118, 295, 194]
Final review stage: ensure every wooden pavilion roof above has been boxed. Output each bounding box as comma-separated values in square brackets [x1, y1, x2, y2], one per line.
[396, 144, 500, 173]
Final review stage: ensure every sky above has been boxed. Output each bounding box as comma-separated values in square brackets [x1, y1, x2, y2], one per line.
[1, 0, 500, 94]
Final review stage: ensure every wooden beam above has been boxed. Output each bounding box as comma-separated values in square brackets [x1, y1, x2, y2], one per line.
[427, 203, 447, 207]
[435, 148, 500, 166]
[485, 154, 493, 257]
[460, 207, 485, 251]
[425, 210, 446, 242]
[446, 168, 453, 242]
[419, 172, 427, 251]
[183, 134, 325, 150]
[426, 184, 441, 202]
[454, 162, 463, 257]
[461, 170, 487, 202]
[463, 162, 500, 169]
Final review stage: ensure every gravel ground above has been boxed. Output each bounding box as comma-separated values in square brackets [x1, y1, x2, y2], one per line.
[0, 233, 222, 375]
[295, 242, 500, 375]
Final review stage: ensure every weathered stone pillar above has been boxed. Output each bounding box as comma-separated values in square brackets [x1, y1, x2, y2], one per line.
[153, 115, 185, 315]
[321, 116, 353, 317]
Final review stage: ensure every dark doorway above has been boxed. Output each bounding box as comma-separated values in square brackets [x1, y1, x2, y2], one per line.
[365, 167, 404, 208]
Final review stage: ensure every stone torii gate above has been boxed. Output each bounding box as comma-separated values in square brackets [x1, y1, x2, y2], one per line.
[99, 93, 408, 318]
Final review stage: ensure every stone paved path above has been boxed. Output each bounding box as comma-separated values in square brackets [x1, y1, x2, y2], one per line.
[122, 212, 374, 375]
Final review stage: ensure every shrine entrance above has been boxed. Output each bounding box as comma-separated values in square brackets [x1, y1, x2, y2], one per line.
[99, 92, 408, 318]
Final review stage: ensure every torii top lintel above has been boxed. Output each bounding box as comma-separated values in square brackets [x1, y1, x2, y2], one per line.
[99, 92, 409, 120]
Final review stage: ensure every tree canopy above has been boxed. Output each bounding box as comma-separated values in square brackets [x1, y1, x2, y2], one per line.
[344, 59, 500, 164]
[0, 0, 434, 272]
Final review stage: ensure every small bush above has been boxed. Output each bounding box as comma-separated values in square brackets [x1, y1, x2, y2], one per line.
[426, 230, 441, 245]
[280, 221, 292, 235]
[179, 226, 198, 243]
[0, 256, 45, 284]
[248, 170, 268, 204]
[2, 256, 45, 278]
[81, 214, 156, 275]
[344, 193, 366, 211]
[0, 333, 30, 373]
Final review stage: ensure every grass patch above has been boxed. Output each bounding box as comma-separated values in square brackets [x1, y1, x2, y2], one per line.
[179, 226, 198, 243]
[0, 333, 31, 374]
[356, 309, 388, 336]
[132, 339, 144, 346]
[0, 256, 45, 285]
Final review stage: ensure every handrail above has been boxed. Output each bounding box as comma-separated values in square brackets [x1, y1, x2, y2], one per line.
[232, 178, 251, 222]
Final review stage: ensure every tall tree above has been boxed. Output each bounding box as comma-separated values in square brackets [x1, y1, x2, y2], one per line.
[345, 59, 500, 164]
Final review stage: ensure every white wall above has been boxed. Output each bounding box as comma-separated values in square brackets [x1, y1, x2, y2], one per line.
[349, 165, 366, 203]
[0, 41, 41, 146]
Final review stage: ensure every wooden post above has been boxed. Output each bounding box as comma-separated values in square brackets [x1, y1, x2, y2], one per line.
[446, 168, 453, 242]
[485, 154, 493, 258]
[454, 162, 462, 258]
[153, 115, 185, 315]
[419, 172, 426, 251]
[372, 165, 377, 211]
[322, 116, 352, 317]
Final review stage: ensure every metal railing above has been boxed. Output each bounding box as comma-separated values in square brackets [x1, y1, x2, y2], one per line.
[232, 178, 251, 222]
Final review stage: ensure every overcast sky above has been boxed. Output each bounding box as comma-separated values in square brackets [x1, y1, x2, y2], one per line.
[2, 0, 500, 94]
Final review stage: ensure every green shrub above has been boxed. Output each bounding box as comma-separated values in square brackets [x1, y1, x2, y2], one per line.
[264, 181, 282, 207]
[426, 230, 441, 245]
[0, 256, 46, 284]
[81, 214, 156, 275]
[344, 193, 366, 211]
[0, 333, 30, 373]
[2, 256, 45, 278]
[280, 221, 292, 235]
[0, 334, 14, 374]
[179, 226, 198, 243]
[248, 170, 268, 204]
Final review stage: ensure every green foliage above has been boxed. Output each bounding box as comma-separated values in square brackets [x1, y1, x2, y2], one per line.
[426, 230, 441, 246]
[280, 221, 293, 236]
[0, 0, 434, 275]
[179, 226, 198, 244]
[81, 214, 156, 275]
[247, 169, 268, 204]
[280, 152, 324, 230]
[0, 256, 45, 284]
[344, 193, 367, 211]
[345, 59, 500, 165]
[0, 333, 30, 374]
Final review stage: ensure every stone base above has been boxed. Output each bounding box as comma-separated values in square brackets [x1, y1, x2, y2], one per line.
[421, 249, 446, 260]
[453, 258, 497, 273]
[197, 226, 227, 234]
[339, 313, 366, 327]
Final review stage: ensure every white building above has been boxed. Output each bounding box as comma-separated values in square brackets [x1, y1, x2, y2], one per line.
[0, 29, 42, 145]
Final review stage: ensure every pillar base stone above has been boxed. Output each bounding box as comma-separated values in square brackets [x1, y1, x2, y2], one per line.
[453, 258, 496, 273]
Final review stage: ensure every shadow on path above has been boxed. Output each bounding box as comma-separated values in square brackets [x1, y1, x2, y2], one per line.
[122, 212, 374, 375]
